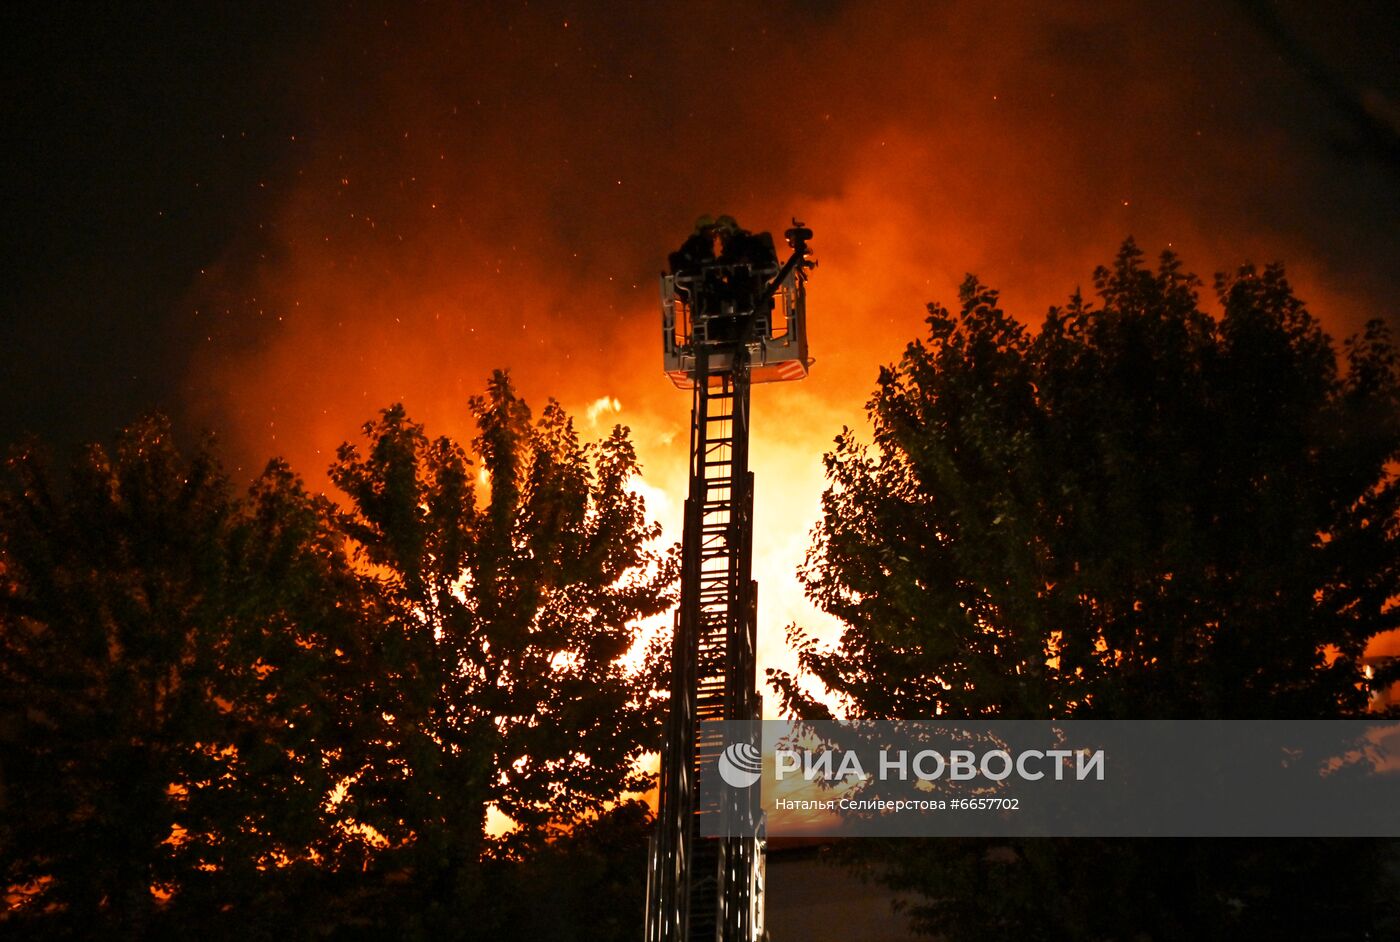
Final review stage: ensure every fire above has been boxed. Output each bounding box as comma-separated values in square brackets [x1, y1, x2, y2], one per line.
[181, 2, 1395, 705]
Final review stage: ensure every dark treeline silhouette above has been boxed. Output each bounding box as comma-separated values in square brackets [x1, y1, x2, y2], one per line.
[774, 240, 1400, 939]
[0, 371, 675, 940]
[8, 243, 1400, 939]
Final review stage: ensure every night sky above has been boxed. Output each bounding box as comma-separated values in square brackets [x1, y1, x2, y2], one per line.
[4, 1, 1399, 673]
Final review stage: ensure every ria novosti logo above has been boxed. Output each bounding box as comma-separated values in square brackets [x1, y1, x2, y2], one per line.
[717, 742, 763, 788]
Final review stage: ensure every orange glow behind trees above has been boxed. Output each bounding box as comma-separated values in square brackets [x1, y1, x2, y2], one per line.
[179, 4, 1400, 696]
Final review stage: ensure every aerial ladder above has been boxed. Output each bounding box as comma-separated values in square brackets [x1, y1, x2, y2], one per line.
[645, 217, 815, 942]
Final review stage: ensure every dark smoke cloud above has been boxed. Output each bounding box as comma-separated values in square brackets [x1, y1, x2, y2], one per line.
[182, 0, 1400, 671]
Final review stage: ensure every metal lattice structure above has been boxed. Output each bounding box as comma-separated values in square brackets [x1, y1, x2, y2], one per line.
[645, 221, 813, 942]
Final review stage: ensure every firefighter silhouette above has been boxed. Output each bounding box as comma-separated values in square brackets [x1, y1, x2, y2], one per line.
[669, 214, 778, 343]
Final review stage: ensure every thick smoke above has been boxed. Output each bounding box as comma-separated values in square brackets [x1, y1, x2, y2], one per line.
[186, 1, 1400, 677]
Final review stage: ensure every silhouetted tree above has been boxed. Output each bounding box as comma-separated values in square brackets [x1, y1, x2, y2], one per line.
[481, 800, 655, 942]
[0, 376, 676, 940]
[327, 371, 675, 935]
[0, 418, 373, 939]
[773, 242, 1400, 939]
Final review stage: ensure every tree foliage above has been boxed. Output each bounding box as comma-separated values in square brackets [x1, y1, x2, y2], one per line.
[0, 372, 674, 940]
[774, 241, 1400, 938]
[0, 417, 370, 937]
[327, 371, 675, 927]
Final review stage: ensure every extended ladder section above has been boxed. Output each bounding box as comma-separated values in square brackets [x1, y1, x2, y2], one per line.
[645, 346, 763, 942]
[648, 220, 809, 942]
